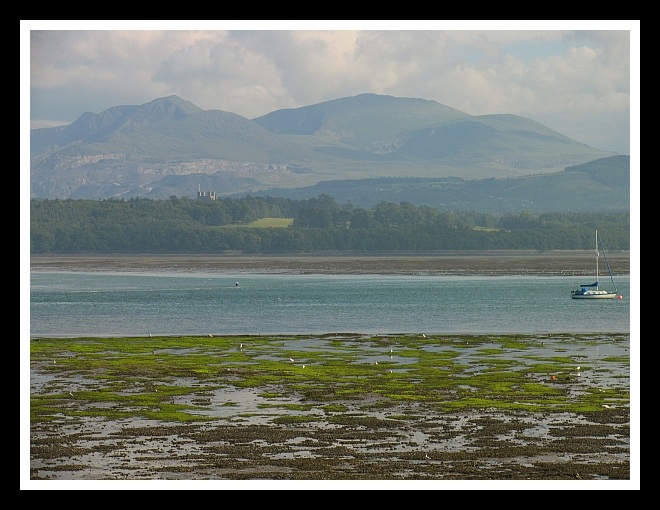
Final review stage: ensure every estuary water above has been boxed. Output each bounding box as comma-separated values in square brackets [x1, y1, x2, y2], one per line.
[30, 271, 630, 337]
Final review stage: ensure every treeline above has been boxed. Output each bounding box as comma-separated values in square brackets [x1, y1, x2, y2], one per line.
[30, 195, 630, 254]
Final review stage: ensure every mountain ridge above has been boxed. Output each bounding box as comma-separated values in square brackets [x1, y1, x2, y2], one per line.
[30, 94, 621, 207]
[230, 155, 629, 214]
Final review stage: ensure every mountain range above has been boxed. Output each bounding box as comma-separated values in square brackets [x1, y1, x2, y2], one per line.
[29, 93, 627, 212]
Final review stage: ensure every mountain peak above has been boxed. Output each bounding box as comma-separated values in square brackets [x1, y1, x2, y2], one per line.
[129, 95, 203, 123]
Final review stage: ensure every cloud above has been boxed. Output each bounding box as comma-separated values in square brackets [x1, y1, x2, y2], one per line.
[25, 23, 636, 154]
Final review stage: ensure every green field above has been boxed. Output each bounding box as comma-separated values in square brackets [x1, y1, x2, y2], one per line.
[218, 217, 294, 228]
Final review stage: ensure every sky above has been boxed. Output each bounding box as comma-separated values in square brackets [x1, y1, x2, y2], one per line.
[23, 21, 638, 156]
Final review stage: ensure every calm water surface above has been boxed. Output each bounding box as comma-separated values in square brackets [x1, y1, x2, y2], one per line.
[30, 272, 630, 337]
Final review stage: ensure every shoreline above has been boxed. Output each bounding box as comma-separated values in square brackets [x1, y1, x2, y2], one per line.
[30, 251, 631, 277]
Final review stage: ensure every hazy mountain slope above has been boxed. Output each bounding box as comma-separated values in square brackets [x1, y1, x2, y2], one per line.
[565, 155, 630, 187]
[253, 93, 467, 141]
[29, 93, 619, 201]
[255, 95, 609, 176]
[31, 95, 308, 161]
[231, 156, 629, 213]
[30, 96, 200, 156]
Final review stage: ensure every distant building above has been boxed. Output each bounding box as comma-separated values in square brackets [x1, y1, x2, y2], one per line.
[197, 185, 217, 201]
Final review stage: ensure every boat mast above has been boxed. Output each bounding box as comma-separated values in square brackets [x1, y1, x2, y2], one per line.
[595, 229, 599, 290]
[597, 230, 619, 293]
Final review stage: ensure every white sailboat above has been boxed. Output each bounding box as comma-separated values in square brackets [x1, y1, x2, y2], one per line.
[571, 230, 620, 299]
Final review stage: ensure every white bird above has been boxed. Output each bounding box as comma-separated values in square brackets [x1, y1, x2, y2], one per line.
[602, 404, 612, 408]
[69, 392, 73, 397]
[375, 361, 378, 365]
[302, 365, 306, 369]
[576, 366, 581, 371]
[239, 343, 243, 349]
[422, 334, 426, 338]
[425, 454, 430, 460]
[208, 334, 213, 337]
[289, 358, 295, 362]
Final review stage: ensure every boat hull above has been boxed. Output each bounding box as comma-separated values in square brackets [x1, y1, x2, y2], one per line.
[571, 230, 620, 301]
[571, 291, 617, 299]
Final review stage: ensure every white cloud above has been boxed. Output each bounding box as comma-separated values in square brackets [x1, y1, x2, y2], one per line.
[25, 24, 636, 154]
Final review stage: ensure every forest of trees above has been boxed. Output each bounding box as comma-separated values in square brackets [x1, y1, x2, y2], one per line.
[30, 195, 630, 254]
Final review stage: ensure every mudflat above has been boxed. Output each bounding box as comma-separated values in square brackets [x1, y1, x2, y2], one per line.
[30, 251, 630, 276]
[30, 333, 631, 483]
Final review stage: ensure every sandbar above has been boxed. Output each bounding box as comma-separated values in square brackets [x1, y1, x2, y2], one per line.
[30, 251, 630, 276]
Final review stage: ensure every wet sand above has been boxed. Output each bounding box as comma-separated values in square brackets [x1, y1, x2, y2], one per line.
[30, 251, 630, 276]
